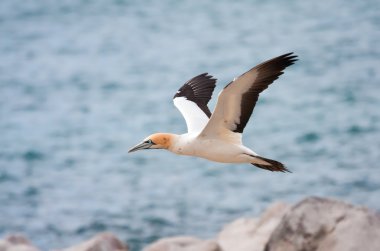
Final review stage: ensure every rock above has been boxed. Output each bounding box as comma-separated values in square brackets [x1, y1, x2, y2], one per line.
[265, 197, 380, 251]
[217, 202, 289, 251]
[3, 197, 380, 251]
[143, 236, 220, 251]
[58, 232, 128, 251]
[0, 234, 40, 251]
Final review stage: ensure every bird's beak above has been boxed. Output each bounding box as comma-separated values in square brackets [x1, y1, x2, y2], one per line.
[128, 141, 153, 153]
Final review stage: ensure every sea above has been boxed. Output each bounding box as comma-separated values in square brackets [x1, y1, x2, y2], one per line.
[0, 0, 379, 250]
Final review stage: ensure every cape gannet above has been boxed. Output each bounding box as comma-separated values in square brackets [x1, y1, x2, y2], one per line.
[129, 53, 298, 172]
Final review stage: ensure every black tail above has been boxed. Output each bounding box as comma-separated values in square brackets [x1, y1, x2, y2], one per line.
[251, 156, 291, 173]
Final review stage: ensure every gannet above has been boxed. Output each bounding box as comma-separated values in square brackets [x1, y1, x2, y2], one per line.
[129, 53, 297, 172]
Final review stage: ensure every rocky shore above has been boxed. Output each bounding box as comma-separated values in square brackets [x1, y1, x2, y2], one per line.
[2, 197, 380, 251]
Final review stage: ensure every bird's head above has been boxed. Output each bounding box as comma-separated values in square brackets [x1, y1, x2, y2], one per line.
[128, 133, 175, 153]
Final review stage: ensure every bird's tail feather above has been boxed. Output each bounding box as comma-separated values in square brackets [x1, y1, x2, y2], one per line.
[251, 156, 291, 173]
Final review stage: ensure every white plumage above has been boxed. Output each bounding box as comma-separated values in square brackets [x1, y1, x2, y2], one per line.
[173, 96, 209, 134]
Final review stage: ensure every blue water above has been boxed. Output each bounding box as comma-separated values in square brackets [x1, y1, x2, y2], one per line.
[0, 0, 379, 250]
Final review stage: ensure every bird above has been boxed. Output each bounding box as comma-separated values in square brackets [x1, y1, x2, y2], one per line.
[129, 53, 298, 172]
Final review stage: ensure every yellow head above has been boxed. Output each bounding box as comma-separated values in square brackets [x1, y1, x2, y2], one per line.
[128, 133, 175, 153]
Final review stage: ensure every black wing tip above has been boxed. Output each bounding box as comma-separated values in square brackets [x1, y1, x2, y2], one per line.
[254, 52, 299, 73]
[186, 73, 217, 89]
[255, 52, 298, 73]
[281, 52, 298, 58]
[194, 72, 217, 81]
[279, 52, 299, 65]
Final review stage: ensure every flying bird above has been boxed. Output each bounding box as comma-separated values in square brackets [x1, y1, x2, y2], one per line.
[129, 53, 298, 172]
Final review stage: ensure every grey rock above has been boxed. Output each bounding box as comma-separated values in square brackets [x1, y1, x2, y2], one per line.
[143, 236, 220, 251]
[217, 202, 289, 251]
[265, 197, 380, 251]
[58, 232, 128, 251]
[3, 197, 379, 251]
[0, 234, 40, 251]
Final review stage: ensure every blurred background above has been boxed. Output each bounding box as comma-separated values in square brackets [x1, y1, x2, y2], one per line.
[0, 0, 379, 250]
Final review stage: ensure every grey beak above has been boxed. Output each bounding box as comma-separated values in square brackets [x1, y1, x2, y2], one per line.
[128, 142, 153, 153]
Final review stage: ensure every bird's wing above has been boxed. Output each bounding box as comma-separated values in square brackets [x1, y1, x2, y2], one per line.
[173, 73, 217, 133]
[200, 53, 297, 142]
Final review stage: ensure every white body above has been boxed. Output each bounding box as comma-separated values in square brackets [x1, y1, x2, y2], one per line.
[169, 133, 260, 164]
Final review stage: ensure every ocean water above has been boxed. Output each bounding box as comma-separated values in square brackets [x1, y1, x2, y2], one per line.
[0, 0, 379, 250]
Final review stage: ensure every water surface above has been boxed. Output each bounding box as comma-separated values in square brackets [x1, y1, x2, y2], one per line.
[0, 0, 379, 250]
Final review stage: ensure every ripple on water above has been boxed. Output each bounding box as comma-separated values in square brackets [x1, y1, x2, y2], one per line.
[22, 150, 44, 162]
[0, 171, 18, 183]
[296, 132, 321, 144]
[75, 221, 108, 235]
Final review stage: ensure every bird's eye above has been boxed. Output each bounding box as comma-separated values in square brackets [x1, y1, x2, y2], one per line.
[145, 139, 153, 144]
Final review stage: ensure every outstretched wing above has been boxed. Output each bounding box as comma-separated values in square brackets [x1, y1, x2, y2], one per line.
[200, 53, 298, 142]
[173, 73, 217, 133]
